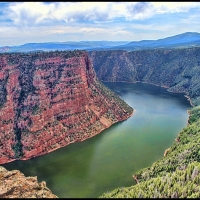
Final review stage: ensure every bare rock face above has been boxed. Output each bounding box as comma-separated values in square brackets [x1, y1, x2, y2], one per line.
[0, 50, 133, 164]
[0, 166, 57, 198]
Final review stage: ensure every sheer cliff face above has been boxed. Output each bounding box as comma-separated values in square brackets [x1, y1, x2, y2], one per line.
[0, 50, 133, 164]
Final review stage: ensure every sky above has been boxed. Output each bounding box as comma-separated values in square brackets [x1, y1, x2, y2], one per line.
[1, 2, 200, 46]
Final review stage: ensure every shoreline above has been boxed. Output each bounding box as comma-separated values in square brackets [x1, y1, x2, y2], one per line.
[103, 80, 193, 125]
[79, 109, 134, 143]
[102, 79, 190, 95]
[1, 109, 134, 165]
[113, 80, 195, 179]
[3, 81, 193, 166]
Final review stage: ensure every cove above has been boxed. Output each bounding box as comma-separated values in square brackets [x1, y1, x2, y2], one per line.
[2, 82, 191, 198]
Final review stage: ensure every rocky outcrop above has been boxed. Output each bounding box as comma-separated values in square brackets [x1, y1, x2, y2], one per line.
[0, 166, 57, 198]
[89, 47, 200, 106]
[0, 50, 133, 164]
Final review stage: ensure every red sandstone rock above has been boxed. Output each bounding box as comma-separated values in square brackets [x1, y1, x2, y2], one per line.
[0, 50, 133, 164]
[0, 166, 58, 198]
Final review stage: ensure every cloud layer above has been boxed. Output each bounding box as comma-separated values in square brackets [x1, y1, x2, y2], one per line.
[0, 2, 200, 46]
[6, 2, 200, 25]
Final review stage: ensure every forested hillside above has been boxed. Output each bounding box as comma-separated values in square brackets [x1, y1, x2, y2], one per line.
[92, 46, 200, 198]
[100, 105, 200, 198]
[89, 47, 200, 105]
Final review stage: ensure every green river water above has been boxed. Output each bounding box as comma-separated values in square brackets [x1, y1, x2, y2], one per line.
[2, 82, 191, 198]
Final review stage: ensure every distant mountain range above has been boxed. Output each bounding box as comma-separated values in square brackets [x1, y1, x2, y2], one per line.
[1, 32, 200, 53]
[111, 32, 200, 51]
[0, 41, 129, 53]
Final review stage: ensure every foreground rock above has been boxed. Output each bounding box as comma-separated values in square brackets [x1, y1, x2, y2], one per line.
[0, 50, 133, 164]
[0, 166, 57, 198]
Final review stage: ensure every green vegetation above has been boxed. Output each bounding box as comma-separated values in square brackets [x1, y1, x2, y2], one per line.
[89, 48, 200, 197]
[93, 80, 133, 115]
[89, 47, 200, 105]
[0, 74, 8, 108]
[188, 105, 200, 124]
[89, 49, 200, 197]
[0, 49, 86, 141]
[3, 49, 86, 65]
[100, 162, 200, 198]
[99, 106, 200, 198]
[32, 105, 40, 115]
[12, 141, 24, 158]
[2, 49, 200, 197]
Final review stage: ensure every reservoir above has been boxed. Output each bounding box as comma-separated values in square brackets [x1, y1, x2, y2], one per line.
[2, 82, 191, 198]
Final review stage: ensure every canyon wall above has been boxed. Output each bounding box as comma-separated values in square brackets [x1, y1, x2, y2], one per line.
[0, 50, 133, 164]
[89, 47, 200, 106]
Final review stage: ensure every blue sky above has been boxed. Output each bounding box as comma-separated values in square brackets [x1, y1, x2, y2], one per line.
[1, 2, 200, 46]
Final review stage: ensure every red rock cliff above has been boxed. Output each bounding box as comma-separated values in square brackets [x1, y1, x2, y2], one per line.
[0, 50, 133, 164]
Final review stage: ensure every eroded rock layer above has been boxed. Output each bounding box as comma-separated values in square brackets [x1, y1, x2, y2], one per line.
[0, 50, 133, 164]
[0, 166, 57, 198]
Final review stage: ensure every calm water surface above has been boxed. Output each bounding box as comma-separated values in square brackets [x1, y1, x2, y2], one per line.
[3, 82, 191, 198]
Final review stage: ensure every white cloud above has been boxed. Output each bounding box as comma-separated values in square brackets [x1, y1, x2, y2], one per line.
[5, 2, 200, 27]
[180, 13, 200, 25]
[127, 23, 175, 32]
[7, 2, 114, 25]
[0, 23, 136, 46]
[152, 2, 200, 14]
[1, 2, 200, 45]
[8, 2, 54, 25]
[123, 2, 155, 20]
